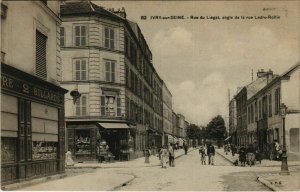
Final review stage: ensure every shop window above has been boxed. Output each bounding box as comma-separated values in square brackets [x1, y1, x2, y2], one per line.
[32, 141, 57, 160]
[1, 137, 16, 163]
[290, 128, 299, 152]
[74, 25, 87, 46]
[104, 27, 114, 49]
[100, 95, 121, 117]
[105, 60, 115, 82]
[35, 30, 47, 80]
[73, 59, 88, 81]
[75, 130, 91, 155]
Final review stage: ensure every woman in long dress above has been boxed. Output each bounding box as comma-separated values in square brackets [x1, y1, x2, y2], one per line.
[160, 145, 168, 168]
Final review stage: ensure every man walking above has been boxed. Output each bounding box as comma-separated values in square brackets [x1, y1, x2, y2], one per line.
[168, 144, 175, 167]
[207, 143, 215, 165]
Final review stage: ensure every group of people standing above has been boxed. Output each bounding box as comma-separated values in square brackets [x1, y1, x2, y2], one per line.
[159, 144, 175, 168]
[198, 143, 215, 165]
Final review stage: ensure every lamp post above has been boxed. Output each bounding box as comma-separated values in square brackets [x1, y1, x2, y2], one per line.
[279, 103, 289, 175]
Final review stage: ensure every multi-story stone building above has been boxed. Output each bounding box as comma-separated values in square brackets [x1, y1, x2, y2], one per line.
[1, 0, 67, 185]
[246, 63, 299, 158]
[235, 69, 274, 146]
[60, 1, 163, 160]
[162, 82, 173, 146]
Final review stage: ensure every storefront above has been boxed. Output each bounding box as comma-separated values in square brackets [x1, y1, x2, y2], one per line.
[1, 64, 68, 185]
[66, 121, 134, 161]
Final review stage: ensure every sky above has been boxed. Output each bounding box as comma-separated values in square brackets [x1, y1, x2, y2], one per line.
[95, 1, 300, 126]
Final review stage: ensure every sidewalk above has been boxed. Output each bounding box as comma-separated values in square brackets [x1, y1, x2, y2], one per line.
[216, 148, 300, 191]
[4, 148, 195, 191]
[68, 148, 194, 169]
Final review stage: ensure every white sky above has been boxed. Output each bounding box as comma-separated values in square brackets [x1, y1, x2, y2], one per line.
[95, 1, 300, 126]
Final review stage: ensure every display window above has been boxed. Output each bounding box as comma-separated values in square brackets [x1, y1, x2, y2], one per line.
[1, 137, 17, 163]
[32, 141, 57, 160]
[75, 129, 91, 154]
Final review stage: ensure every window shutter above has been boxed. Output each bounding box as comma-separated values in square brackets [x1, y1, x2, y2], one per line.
[81, 26, 86, 46]
[60, 27, 65, 46]
[105, 62, 110, 82]
[75, 26, 80, 46]
[81, 95, 87, 115]
[75, 60, 81, 80]
[101, 96, 106, 116]
[117, 97, 121, 116]
[104, 27, 109, 48]
[110, 29, 114, 49]
[81, 60, 87, 80]
[35, 30, 47, 80]
[75, 97, 81, 116]
[111, 62, 115, 82]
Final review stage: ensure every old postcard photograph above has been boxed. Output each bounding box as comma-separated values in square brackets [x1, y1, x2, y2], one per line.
[1, 0, 299, 191]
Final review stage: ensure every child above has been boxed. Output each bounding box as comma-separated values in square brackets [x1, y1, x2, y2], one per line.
[199, 146, 206, 165]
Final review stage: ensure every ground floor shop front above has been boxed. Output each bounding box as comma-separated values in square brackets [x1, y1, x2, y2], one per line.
[1, 64, 67, 185]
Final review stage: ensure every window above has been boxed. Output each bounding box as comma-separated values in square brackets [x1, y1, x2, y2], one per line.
[75, 95, 88, 116]
[36, 30, 47, 80]
[60, 27, 65, 47]
[268, 94, 272, 117]
[74, 59, 88, 81]
[105, 61, 115, 82]
[100, 95, 121, 117]
[74, 25, 87, 46]
[262, 96, 267, 118]
[104, 27, 114, 49]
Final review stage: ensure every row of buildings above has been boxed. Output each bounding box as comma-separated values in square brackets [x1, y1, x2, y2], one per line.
[228, 64, 299, 159]
[1, 0, 189, 185]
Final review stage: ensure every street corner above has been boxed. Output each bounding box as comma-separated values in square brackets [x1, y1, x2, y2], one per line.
[258, 172, 300, 191]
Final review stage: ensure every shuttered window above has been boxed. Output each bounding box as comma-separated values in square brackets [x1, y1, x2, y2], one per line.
[74, 59, 88, 81]
[105, 61, 115, 82]
[100, 95, 121, 117]
[75, 95, 88, 116]
[35, 30, 47, 80]
[60, 27, 65, 47]
[74, 25, 87, 46]
[104, 27, 114, 49]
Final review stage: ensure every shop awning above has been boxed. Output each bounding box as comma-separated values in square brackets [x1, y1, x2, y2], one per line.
[224, 136, 231, 141]
[98, 122, 130, 129]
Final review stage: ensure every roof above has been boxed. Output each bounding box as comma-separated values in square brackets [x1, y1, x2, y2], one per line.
[60, 1, 124, 21]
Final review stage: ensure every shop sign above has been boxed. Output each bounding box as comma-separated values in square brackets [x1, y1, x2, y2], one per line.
[1, 74, 63, 105]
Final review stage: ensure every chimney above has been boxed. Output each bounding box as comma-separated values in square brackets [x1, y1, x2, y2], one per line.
[112, 7, 127, 18]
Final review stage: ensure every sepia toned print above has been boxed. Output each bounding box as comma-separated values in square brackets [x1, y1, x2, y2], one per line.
[1, 0, 299, 191]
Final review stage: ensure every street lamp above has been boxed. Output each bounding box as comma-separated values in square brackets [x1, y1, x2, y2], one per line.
[279, 103, 289, 175]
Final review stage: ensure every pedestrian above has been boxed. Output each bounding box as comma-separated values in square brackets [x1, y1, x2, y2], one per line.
[160, 145, 168, 168]
[246, 144, 255, 166]
[183, 142, 188, 155]
[168, 144, 175, 167]
[207, 143, 215, 165]
[199, 145, 206, 165]
[239, 145, 247, 167]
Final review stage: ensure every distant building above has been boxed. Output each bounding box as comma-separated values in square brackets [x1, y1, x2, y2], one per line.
[1, 0, 67, 185]
[228, 98, 237, 144]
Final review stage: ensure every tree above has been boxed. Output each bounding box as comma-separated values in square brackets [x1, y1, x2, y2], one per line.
[206, 115, 226, 147]
[186, 124, 202, 145]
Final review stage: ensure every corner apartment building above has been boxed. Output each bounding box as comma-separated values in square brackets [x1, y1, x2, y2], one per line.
[162, 83, 173, 146]
[235, 69, 274, 146]
[246, 63, 299, 157]
[1, 0, 67, 185]
[60, 1, 163, 161]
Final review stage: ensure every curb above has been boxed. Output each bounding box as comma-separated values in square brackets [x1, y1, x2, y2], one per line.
[108, 174, 136, 191]
[257, 177, 281, 191]
[216, 151, 235, 164]
[1, 173, 67, 191]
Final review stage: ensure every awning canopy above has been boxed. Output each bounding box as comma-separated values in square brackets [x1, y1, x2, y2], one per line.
[98, 122, 130, 129]
[224, 136, 232, 141]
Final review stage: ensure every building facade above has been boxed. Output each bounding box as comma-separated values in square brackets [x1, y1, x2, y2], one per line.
[162, 83, 173, 146]
[1, 0, 67, 185]
[60, 1, 164, 160]
[246, 64, 299, 158]
[228, 98, 237, 145]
